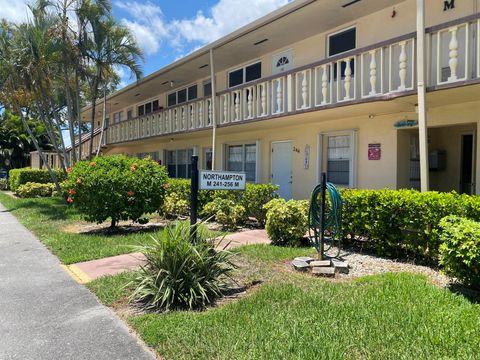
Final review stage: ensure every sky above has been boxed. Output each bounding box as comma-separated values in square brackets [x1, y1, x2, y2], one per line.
[0, 0, 291, 87]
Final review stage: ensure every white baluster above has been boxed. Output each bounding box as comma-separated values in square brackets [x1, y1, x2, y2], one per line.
[276, 79, 283, 113]
[223, 95, 228, 123]
[234, 92, 240, 121]
[261, 85, 266, 116]
[190, 105, 194, 129]
[301, 72, 308, 108]
[344, 58, 352, 100]
[207, 100, 212, 126]
[448, 26, 458, 82]
[198, 102, 203, 127]
[369, 50, 377, 95]
[398, 41, 407, 90]
[247, 89, 253, 118]
[321, 65, 328, 104]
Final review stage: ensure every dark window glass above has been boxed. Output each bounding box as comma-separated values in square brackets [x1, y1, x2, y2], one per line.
[203, 81, 212, 97]
[187, 85, 197, 101]
[329, 28, 356, 56]
[168, 93, 177, 107]
[145, 102, 152, 114]
[177, 89, 187, 104]
[138, 105, 144, 116]
[327, 160, 350, 185]
[152, 100, 159, 111]
[229, 69, 244, 87]
[245, 62, 261, 83]
[127, 110, 133, 120]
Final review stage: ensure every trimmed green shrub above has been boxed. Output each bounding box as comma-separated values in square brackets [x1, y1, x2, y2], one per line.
[16, 182, 55, 198]
[203, 198, 246, 229]
[340, 189, 480, 261]
[9, 168, 64, 191]
[439, 216, 480, 289]
[129, 222, 235, 311]
[264, 199, 309, 246]
[62, 155, 168, 227]
[161, 192, 189, 218]
[241, 183, 279, 225]
[0, 178, 8, 190]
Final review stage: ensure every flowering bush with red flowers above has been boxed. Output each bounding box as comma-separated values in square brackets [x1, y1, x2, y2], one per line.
[62, 155, 168, 227]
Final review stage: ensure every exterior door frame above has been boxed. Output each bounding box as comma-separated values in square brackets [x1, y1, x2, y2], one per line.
[271, 140, 293, 199]
[459, 130, 476, 194]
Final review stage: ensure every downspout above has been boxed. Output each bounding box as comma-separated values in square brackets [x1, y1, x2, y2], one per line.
[209, 48, 217, 170]
[416, 0, 430, 192]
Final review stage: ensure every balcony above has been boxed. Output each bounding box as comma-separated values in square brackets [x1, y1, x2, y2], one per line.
[104, 14, 480, 146]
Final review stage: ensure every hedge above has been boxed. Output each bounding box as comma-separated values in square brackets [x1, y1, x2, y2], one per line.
[9, 168, 64, 191]
[439, 216, 480, 289]
[264, 189, 480, 263]
[16, 182, 55, 198]
[162, 179, 279, 225]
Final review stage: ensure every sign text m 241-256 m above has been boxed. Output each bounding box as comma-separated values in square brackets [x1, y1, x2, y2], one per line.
[199, 170, 246, 191]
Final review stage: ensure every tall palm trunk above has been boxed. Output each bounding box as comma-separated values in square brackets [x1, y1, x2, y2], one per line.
[96, 85, 107, 156]
[88, 71, 100, 159]
[75, 69, 83, 160]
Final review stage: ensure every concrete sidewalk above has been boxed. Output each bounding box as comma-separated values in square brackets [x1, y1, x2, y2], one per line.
[0, 204, 155, 360]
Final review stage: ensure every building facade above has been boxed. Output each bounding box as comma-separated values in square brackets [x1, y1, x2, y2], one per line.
[82, 0, 480, 199]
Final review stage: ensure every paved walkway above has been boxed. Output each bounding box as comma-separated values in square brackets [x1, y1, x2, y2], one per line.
[0, 204, 155, 360]
[69, 229, 271, 283]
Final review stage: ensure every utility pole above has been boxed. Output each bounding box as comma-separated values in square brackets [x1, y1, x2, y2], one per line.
[416, 0, 430, 191]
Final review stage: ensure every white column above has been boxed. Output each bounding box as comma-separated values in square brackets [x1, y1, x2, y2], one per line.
[209, 48, 218, 170]
[416, 0, 430, 192]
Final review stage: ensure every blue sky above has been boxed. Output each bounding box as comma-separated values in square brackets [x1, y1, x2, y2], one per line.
[1, 0, 290, 86]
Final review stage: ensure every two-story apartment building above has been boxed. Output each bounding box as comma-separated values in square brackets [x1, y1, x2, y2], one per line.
[81, 0, 480, 199]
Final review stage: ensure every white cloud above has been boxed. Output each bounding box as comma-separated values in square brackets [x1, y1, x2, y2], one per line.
[115, 1, 168, 55]
[171, 0, 290, 44]
[0, 0, 31, 23]
[115, 0, 290, 56]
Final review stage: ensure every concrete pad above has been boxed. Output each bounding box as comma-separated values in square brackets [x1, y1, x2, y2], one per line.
[216, 229, 271, 249]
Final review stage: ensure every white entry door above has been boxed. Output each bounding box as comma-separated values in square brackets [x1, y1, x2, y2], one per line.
[272, 141, 293, 199]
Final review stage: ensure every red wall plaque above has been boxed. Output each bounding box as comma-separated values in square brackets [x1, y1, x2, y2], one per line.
[368, 143, 381, 160]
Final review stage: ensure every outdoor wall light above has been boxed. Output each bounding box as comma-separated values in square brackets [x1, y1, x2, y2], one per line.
[368, 114, 375, 119]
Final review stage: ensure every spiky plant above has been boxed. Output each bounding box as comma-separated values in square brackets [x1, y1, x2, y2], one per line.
[130, 222, 235, 311]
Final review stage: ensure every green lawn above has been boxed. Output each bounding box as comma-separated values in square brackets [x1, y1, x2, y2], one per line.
[0, 192, 162, 264]
[88, 245, 480, 360]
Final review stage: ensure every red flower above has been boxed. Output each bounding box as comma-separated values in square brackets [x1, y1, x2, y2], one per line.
[67, 197, 74, 204]
[67, 167, 73, 174]
[68, 188, 75, 195]
[76, 178, 82, 184]
[90, 161, 96, 167]
[127, 191, 135, 197]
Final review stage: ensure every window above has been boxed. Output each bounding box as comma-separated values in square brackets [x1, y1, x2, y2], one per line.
[228, 62, 262, 88]
[166, 149, 194, 178]
[203, 79, 212, 97]
[167, 85, 198, 107]
[113, 111, 123, 124]
[204, 148, 213, 170]
[226, 144, 256, 182]
[138, 100, 160, 117]
[321, 131, 356, 187]
[127, 109, 133, 120]
[328, 27, 356, 80]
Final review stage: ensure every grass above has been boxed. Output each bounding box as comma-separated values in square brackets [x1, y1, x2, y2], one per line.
[0, 192, 162, 264]
[88, 245, 480, 360]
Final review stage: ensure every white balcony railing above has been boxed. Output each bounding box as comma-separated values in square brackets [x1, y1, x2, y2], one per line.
[105, 15, 480, 145]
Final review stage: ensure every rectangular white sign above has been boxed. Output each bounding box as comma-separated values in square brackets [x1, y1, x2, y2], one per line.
[199, 170, 246, 191]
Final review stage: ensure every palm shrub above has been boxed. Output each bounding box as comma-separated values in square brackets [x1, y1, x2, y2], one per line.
[129, 222, 235, 311]
[62, 155, 168, 227]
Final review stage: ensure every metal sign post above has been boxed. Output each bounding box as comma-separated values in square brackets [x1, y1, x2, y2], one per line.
[190, 155, 199, 242]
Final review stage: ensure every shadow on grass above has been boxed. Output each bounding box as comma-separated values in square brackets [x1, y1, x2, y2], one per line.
[447, 283, 480, 304]
[77, 223, 166, 237]
[9, 198, 72, 221]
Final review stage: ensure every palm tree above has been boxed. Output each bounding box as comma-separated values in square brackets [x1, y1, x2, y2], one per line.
[82, 4, 143, 158]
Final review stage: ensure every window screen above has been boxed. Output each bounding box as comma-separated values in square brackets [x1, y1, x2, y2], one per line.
[227, 144, 256, 182]
[177, 89, 187, 104]
[326, 135, 350, 186]
[203, 81, 212, 97]
[152, 100, 159, 112]
[165, 149, 193, 178]
[245, 63, 261, 83]
[187, 85, 197, 101]
[229, 69, 243, 87]
[145, 102, 152, 114]
[168, 93, 177, 107]
[138, 105, 145, 116]
[328, 28, 356, 56]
